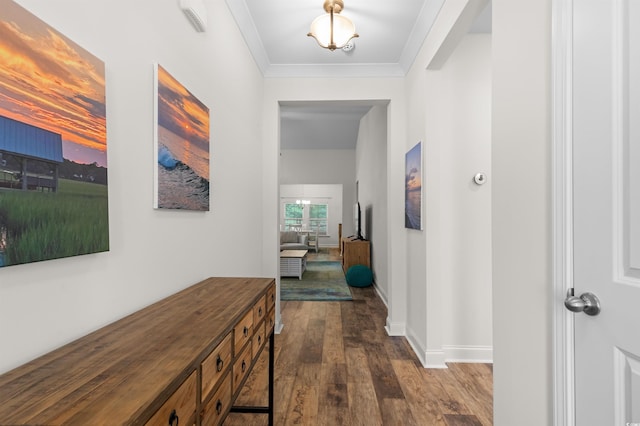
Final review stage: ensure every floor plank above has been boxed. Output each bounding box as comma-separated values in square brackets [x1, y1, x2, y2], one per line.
[444, 414, 484, 426]
[391, 359, 448, 425]
[346, 380, 383, 426]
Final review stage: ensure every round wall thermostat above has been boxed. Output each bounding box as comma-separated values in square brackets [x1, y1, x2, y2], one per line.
[474, 173, 487, 185]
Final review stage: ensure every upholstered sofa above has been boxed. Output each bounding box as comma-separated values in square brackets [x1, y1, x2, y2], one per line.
[280, 229, 318, 252]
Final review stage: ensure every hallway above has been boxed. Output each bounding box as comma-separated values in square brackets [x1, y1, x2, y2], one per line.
[224, 276, 493, 425]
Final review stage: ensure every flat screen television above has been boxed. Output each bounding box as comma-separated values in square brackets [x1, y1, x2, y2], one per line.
[354, 202, 363, 240]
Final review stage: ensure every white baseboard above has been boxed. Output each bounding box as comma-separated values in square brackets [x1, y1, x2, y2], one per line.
[373, 283, 388, 306]
[425, 350, 448, 368]
[405, 330, 426, 366]
[384, 317, 405, 336]
[443, 345, 493, 363]
[405, 327, 447, 368]
[405, 331, 492, 367]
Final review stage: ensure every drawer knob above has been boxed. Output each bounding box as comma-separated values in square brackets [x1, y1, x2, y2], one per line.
[258, 307, 263, 316]
[243, 326, 249, 337]
[216, 355, 224, 372]
[168, 409, 179, 426]
[216, 399, 223, 415]
[242, 360, 247, 373]
[258, 335, 262, 345]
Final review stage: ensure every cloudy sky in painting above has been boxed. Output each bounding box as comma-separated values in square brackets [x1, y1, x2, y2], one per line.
[0, 2, 106, 166]
[405, 142, 422, 192]
[156, 65, 210, 153]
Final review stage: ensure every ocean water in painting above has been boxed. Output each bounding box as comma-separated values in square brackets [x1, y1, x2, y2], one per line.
[159, 125, 208, 178]
[157, 127, 209, 210]
[405, 190, 421, 229]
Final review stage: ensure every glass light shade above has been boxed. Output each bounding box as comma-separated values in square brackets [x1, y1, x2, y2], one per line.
[308, 13, 358, 50]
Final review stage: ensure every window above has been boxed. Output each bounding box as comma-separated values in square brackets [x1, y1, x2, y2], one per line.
[282, 201, 328, 235]
[308, 203, 328, 235]
[284, 203, 303, 230]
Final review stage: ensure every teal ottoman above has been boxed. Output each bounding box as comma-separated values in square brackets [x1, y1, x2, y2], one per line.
[345, 265, 373, 287]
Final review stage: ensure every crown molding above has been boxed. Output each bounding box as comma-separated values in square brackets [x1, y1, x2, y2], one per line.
[225, 0, 271, 75]
[398, 0, 445, 72]
[263, 63, 406, 78]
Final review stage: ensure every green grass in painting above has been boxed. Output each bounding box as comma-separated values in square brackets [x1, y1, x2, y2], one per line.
[0, 179, 109, 266]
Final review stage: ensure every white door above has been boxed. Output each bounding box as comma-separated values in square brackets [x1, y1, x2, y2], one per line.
[570, 0, 640, 424]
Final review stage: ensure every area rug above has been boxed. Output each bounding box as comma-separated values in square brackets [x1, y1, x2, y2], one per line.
[281, 261, 353, 301]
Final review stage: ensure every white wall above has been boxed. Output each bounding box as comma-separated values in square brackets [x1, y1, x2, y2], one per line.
[404, 27, 493, 365]
[279, 183, 343, 247]
[492, 0, 552, 423]
[437, 34, 492, 362]
[355, 104, 389, 299]
[279, 149, 356, 242]
[405, 30, 433, 366]
[0, 0, 264, 374]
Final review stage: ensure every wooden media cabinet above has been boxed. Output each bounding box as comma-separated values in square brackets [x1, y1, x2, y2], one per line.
[0, 277, 276, 426]
[341, 236, 371, 273]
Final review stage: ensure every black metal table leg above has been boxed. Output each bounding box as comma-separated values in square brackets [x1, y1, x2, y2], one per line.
[228, 328, 275, 425]
[268, 330, 274, 426]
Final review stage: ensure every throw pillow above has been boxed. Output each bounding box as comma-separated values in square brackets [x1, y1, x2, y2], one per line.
[281, 231, 298, 243]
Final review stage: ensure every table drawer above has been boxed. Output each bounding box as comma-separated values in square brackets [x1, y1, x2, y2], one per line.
[252, 321, 266, 360]
[145, 370, 196, 426]
[267, 284, 276, 312]
[267, 308, 275, 335]
[253, 294, 266, 324]
[201, 372, 232, 426]
[232, 344, 253, 396]
[201, 332, 232, 401]
[233, 309, 253, 355]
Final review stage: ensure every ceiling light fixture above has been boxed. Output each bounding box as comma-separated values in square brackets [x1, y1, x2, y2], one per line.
[307, 0, 359, 51]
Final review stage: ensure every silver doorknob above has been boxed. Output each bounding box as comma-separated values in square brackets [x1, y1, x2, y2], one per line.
[564, 290, 601, 316]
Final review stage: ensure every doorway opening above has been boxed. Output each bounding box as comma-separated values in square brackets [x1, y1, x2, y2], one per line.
[277, 100, 388, 298]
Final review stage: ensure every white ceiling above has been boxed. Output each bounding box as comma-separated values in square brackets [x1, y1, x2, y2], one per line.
[224, 0, 492, 149]
[227, 0, 444, 78]
[279, 101, 381, 150]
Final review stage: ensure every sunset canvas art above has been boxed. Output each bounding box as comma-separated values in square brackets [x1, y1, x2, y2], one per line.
[154, 64, 210, 211]
[0, 2, 109, 267]
[405, 142, 422, 230]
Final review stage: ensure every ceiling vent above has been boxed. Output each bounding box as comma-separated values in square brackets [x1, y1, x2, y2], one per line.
[180, 0, 207, 32]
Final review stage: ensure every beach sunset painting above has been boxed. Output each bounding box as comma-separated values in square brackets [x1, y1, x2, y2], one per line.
[405, 142, 422, 230]
[154, 64, 210, 211]
[0, 2, 108, 267]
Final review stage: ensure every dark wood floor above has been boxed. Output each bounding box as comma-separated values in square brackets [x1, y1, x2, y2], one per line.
[224, 250, 493, 426]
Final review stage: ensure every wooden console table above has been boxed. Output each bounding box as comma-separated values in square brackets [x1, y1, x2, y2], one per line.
[341, 236, 371, 273]
[0, 277, 276, 426]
